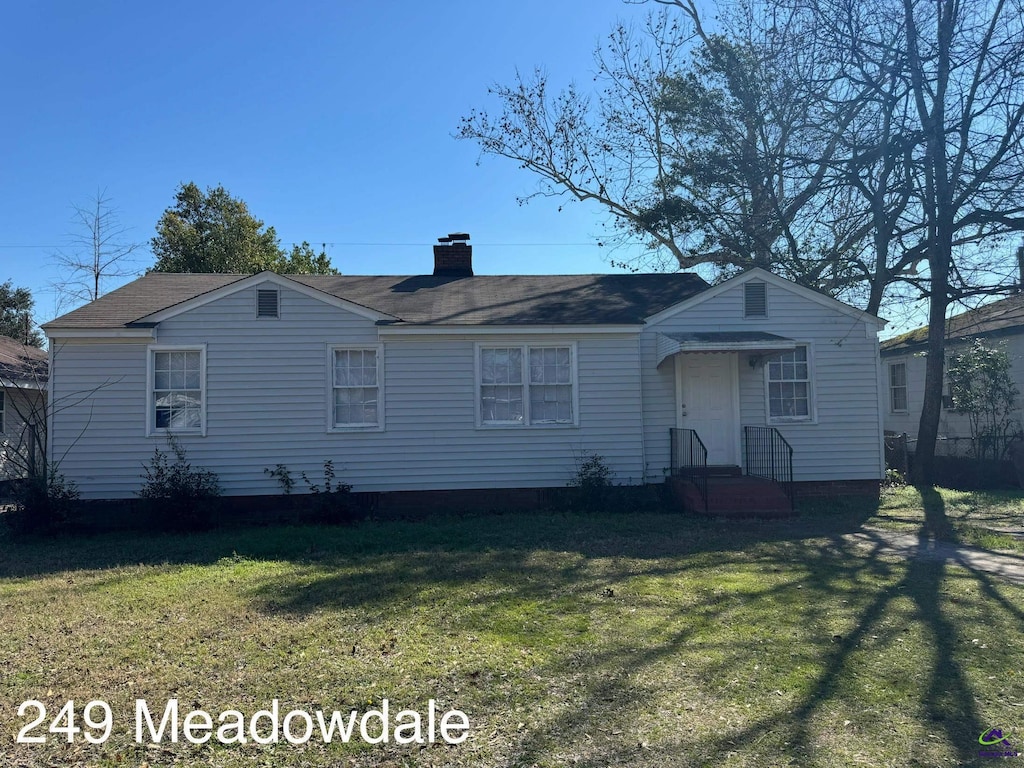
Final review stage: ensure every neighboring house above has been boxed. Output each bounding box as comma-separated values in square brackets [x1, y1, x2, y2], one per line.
[880, 293, 1024, 452]
[42, 235, 886, 504]
[0, 336, 48, 481]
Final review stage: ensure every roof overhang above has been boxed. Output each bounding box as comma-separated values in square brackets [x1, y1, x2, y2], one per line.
[45, 327, 158, 341]
[657, 331, 797, 366]
[377, 324, 643, 336]
[134, 272, 398, 325]
[644, 267, 887, 330]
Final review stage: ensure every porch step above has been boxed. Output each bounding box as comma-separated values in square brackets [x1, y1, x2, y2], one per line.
[669, 476, 795, 519]
[706, 465, 743, 477]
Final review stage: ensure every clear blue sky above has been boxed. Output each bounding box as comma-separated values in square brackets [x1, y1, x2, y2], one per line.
[1, 0, 670, 324]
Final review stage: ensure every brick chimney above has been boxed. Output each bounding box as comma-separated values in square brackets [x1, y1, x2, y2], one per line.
[433, 233, 473, 277]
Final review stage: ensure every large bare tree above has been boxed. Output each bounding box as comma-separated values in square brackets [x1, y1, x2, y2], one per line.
[54, 189, 144, 306]
[459, 2, 904, 306]
[800, 0, 1024, 480]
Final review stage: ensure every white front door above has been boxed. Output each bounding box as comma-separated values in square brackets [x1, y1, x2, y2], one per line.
[677, 353, 739, 465]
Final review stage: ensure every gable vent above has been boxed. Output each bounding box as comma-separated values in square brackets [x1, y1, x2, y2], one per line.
[257, 288, 280, 318]
[744, 281, 767, 317]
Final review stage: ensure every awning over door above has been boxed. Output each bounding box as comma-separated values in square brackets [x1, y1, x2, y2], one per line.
[656, 331, 797, 366]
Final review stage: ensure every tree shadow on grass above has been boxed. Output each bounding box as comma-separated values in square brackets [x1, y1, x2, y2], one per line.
[5, 489, 1022, 765]
[654, 485, 995, 766]
[0, 498, 881, 580]
[227, 486, 1015, 767]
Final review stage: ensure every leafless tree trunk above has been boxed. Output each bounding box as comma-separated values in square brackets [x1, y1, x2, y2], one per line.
[53, 189, 143, 308]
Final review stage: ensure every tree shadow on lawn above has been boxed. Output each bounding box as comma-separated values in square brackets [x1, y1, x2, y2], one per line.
[0, 497, 880, 580]
[4, 490, 1020, 764]
[234, 488, 1020, 766]
[654, 487, 1007, 766]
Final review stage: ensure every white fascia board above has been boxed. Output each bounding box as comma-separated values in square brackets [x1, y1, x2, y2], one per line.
[377, 324, 642, 336]
[45, 327, 157, 340]
[135, 271, 396, 324]
[0, 377, 45, 391]
[644, 267, 887, 329]
[656, 335, 796, 366]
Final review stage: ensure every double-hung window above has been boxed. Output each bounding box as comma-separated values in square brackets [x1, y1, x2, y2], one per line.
[149, 346, 205, 435]
[330, 346, 383, 429]
[478, 344, 577, 426]
[766, 345, 813, 422]
[889, 361, 908, 413]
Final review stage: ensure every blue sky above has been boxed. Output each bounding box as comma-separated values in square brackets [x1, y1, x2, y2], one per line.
[2, 0, 670, 324]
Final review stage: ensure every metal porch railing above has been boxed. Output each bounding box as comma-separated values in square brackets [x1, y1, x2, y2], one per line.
[743, 426, 795, 509]
[670, 427, 708, 512]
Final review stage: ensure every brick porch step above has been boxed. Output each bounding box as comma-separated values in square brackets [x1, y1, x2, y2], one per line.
[669, 475, 795, 519]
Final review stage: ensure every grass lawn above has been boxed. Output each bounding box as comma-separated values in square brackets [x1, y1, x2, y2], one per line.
[0, 488, 1023, 767]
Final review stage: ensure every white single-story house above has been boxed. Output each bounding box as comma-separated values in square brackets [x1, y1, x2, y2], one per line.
[42, 235, 886, 508]
[0, 336, 48, 482]
[881, 292, 1024, 453]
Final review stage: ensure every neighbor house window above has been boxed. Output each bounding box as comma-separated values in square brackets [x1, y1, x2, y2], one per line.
[331, 347, 383, 429]
[942, 355, 955, 409]
[149, 347, 205, 435]
[478, 344, 577, 426]
[766, 345, 812, 421]
[889, 362, 908, 413]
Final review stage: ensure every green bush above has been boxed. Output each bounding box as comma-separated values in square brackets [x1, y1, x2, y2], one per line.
[569, 452, 615, 511]
[139, 437, 222, 531]
[4, 470, 80, 535]
[300, 460, 354, 524]
[883, 468, 907, 488]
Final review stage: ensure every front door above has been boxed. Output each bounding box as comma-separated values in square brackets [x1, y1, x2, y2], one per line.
[677, 353, 738, 465]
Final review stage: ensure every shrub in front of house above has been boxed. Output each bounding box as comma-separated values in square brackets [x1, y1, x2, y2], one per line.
[265, 460, 355, 524]
[299, 460, 354, 524]
[568, 452, 615, 512]
[3, 470, 80, 536]
[139, 437, 222, 531]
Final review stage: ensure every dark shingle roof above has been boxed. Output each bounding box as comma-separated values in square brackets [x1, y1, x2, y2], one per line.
[0, 336, 47, 382]
[44, 272, 711, 329]
[881, 292, 1024, 353]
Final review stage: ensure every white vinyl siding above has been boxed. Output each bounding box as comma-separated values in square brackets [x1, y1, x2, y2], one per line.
[49, 285, 643, 499]
[643, 275, 883, 483]
[330, 346, 383, 430]
[889, 361, 908, 413]
[148, 346, 206, 436]
[477, 344, 577, 427]
[766, 345, 813, 422]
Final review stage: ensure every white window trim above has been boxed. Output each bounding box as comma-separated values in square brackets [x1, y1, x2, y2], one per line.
[0, 390, 5, 434]
[146, 344, 207, 437]
[255, 287, 280, 319]
[889, 360, 909, 414]
[743, 280, 769, 319]
[763, 342, 817, 424]
[326, 344, 385, 432]
[474, 342, 580, 429]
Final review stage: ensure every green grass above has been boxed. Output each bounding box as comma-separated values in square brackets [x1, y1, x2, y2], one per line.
[873, 485, 1024, 553]
[0, 490, 1022, 767]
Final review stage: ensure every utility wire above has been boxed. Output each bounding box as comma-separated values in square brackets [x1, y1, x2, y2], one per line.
[0, 241, 608, 249]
